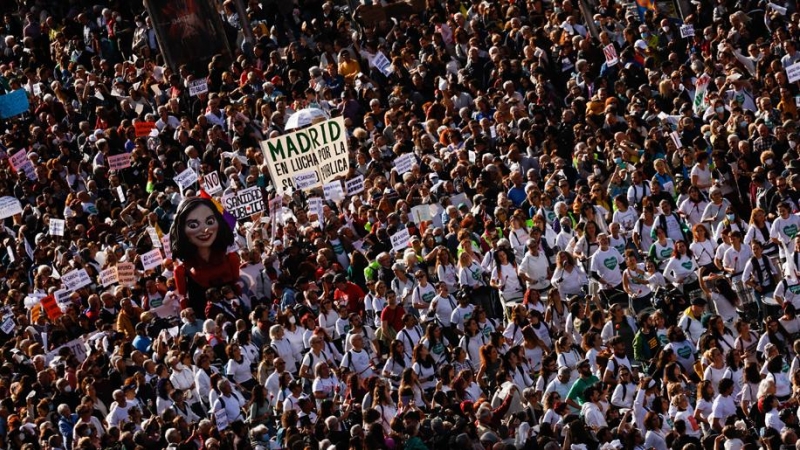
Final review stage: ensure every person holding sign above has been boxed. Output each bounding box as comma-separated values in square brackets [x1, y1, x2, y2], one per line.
[170, 197, 240, 319]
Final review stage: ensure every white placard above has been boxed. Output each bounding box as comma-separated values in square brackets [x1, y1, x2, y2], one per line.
[108, 153, 131, 171]
[62, 269, 91, 291]
[394, 153, 415, 174]
[411, 205, 432, 223]
[450, 192, 473, 209]
[147, 227, 161, 248]
[116, 262, 136, 287]
[174, 168, 198, 190]
[214, 407, 229, 430]
[0, 315, 14, 334]
[308, 197, 324, 222]
[8, 150, 27, 171]
[787, 62, 800, 84]
[100, 267, 119, 287]
[260, 117, 349, 194]
[49, 219, 65, 236]
[0, 197, 22, 219]
[7, 246, 14, 263]
[294, 171, 320, 190]
[370, 51, 394, 77]
[189, 79, 208, 97]
[32, 84, 42, 96]
[679, 25, 695, 38]
[670, 131, 683, 149]
[141, 248, 164, 271]
[161, 235, 172, 260]
[202, 172, 223, 195]
[116, 185, 126, 203]
[323, 181, 344, 202]
[391, 228, 411, 252]
[54, 289, 71, 304]
[222, 186, 265, 220]
[346, 175, 364, 195]
[603, 44, 618, 67]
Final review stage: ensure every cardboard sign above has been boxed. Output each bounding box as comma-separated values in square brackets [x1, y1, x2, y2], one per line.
[260, 117, 349, 194]
[394, 153, 415, 174]
[202, 172, 223, 195]
[0, 196, 23, 219]
[108, 153, 131, 171]
[141, 248, 164, 271]
[134, 121, 157, 137]
[189, 79, 208, 97]
[100, 267, 119, 287]
[116, 262, 136, 287]
[603, 44, 618, 67]
[679, 25, 695, 38]
[174, 168, 198, 190]
[323, 181, 345, 202]
[294, 171, 320, 191]
[346, 176, 365, 195]
[391, 228, 411, 252]
[62, 269, 91, 291]
[49, 219, 65, 236]
[147, 227, 161, 248]
[222, 186, 265, 220]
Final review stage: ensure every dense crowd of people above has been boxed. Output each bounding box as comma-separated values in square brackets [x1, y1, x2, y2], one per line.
[7, 0, 800, 450]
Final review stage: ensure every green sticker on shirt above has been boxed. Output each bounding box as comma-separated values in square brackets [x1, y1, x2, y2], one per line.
[604, 258, 618, 270]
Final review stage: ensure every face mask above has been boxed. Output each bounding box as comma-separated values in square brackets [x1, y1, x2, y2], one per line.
[662, 26, 670, 33]
[289, 317, 296, 325]
[615, 157, 623, 165]
[765, 158, 773, 165]
[716, 106, 724, 113]
[641, 32, 649, 39]
[64, 386, 73, 392]
[726, 214, 735, 221]
[182, 317, 191, 324]
[435, 236, 444, 244]
[175, 363, 184, 370]
[594, 168, 602, 175]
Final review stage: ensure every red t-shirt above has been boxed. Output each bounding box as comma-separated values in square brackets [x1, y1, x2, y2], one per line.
[334, 282, 365, 315]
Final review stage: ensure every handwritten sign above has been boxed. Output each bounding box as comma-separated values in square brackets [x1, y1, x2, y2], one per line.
[100, 267, 119, 287]
[679, 25, 695, 38]
[323, 181, 345, 202]
[49, 219, 65, 236]
[54, 289, 72, 304]
[141, 248, 164, 271]
[202, 172, 222, 195]
[411, 205, 432, 223]
[62, 269, 91, 291]
[222, 186, 265, 220]
[8, 150, 28, 171]
[603, 44, 618, 67]
[161, 235, 172, 260]
[391, 228, 411, 252]
[788, 62, 800, 84]
[346, 176, 364, 195]
[174, 168, 198, 190]
[108, 153, 131, 171]
[308, 197, 324, 223]
[189, 79, 208, 97]
[134, 121, 157, 137]
[0, 197, 23, 219]
[294, 171, 320, 191]
[147, 227, 161, 248]
[394, 153, 415, 174]
[116, 262, 136, 287]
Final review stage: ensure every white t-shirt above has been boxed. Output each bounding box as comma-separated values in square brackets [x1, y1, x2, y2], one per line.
[690, 239, 716, 267]
[491, 263, 525, 301]
[613, 208, 639, 234]
[678, 198, 708, 227]
[770, 214, 800, 258]
[520, 252, 551, 290]
[709, 394, 737, 424]
[690, 165, 712, 191]
[590, 247, 624, 287]
[340, 348, 374, 379]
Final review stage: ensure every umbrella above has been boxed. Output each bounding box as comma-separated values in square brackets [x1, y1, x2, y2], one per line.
[284, 108, 329, 130]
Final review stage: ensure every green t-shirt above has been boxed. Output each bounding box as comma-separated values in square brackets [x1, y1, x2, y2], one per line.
[566, 375, 600, 406]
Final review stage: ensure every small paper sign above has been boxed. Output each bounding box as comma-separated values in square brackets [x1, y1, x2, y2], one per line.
[147, 227, 161, 248]
[174, 168, 198, 190]
[670, 131, 683, 149]
[202, 172, 223, 195]
[391, 228, 411, 252]
[134, 121, 157, 137]
[188, 79, 208, 97]
[100, 267, 119, 287]
[680, 25, 695, 38]
[117, 186, 126, 203]
[49, 219, 65, 236]
[323, 181, 345, 202]
[161, 235, 172, 260]
[0, 315, 14, 334]
[394, 153, 415, 174]
[62, 269, 91, 291]
[108, 153, 131, 171]
[346, 175, 365, 195]
[0, 197, 22, 220]
[141, 249, 164, 271]
[603, 44, 618, 67]
[787, 61, 800, 84]
[294, 171, 320, 191]
[308, 197, 324, 223]
[116, 262, 136, 287]
[411, 205, 432, 223]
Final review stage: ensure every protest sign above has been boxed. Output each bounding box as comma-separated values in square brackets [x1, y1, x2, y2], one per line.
[411, 205, 432, 223]
[394, 153, 415, 174]
[49, 219, 65, 236]
[370, 52, 394, 76]
[54, 289, 72, 304]
[9, 149, 28, 171]
[189, 79, 208, 96]
[174, 168, 198, 190]
[323, 181, 345, 202]
[62, 269, 91, 291]
[308, 198, 324, 223]
[788, 62, 800, 84]
[134, 121, 157, 137]
[0, 197, 23, 219]
[269, 197, 282, 239]
[116, 186, 126, 203]
[147, 227, 161, 248]
[141, 248, 164, 271]
[450, 192, 473, 209]
[346, 176, 364, 195]
[0, 315, 14, 335]
[391, 229, 411, 252]
[260, 117, 349, 194]
[116, 262, 136, 287]
[202, 172, 222, 195]
[108, 153, 131, 171]
[693, 73, 712, 114]
[294, 171, 320, 191]
[161, 235, 172, 259]
[679, 25, 694, 38]
[0, 89, 29, 119]
[222, 186, 265, 220]
[670, 131, 683, 149]
[603, 44, 618, 67]
[100, 267, 119, 287]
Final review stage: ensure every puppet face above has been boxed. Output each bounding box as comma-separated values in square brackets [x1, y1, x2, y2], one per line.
[184, 204, 219, 249]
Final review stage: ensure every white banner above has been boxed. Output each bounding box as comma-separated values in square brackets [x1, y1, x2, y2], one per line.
[49, 219, 65, 236]
[0, 196, 22, 219]
[202, 172, 223, 195]
[141, 248, 164, 271]
[260, 117, 349, 194]
[346, 176, 364, 195]
[222, 186, 265, 220]
[62, 269, 91, 291]
[391, 229, 411, 252]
